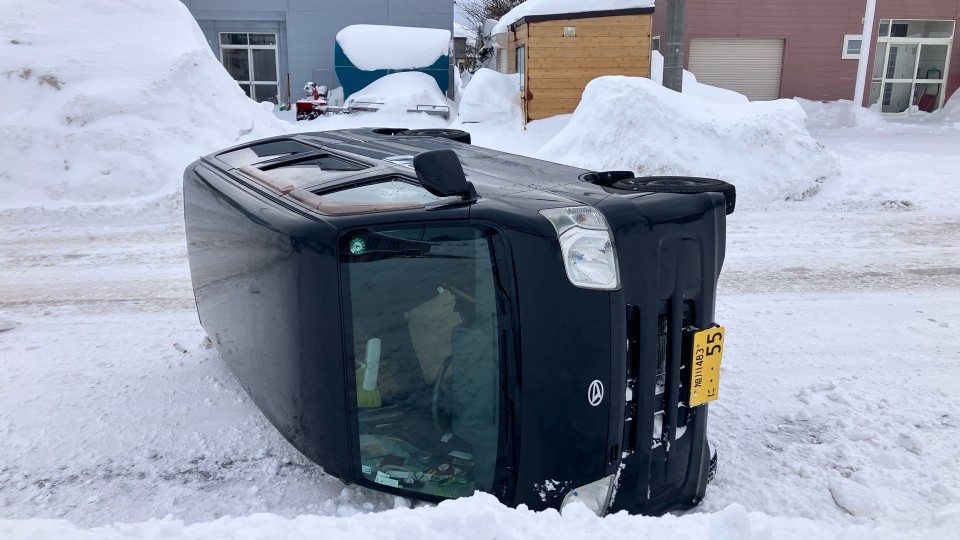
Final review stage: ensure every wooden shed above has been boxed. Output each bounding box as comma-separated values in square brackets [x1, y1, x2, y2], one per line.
[500, 6, 655, 122]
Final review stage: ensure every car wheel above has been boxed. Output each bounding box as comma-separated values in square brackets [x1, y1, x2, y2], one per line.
[612, 176, 737, 215]
[399, 128, 471, 145]
[370, 127, 409, 136]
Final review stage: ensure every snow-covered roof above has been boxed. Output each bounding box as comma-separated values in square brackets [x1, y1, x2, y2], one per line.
[336, 25, 451, 71]
[492, 0, 655, 34]
[454, 22, 476, 47]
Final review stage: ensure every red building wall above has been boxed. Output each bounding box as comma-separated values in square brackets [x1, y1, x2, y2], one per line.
[654, 0, 960, 104]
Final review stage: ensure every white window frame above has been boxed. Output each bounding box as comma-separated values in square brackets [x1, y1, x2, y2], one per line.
[652, 35, 661, 52]
[870, 19, 955, 113]
[218, 32, 280, 102]
[516, 45, 525, 88]
[842, 34, 862, 59]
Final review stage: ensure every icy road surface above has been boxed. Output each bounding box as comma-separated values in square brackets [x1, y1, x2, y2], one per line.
[1, 121, 959, 537]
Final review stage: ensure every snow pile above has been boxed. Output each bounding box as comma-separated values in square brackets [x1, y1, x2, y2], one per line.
[0, 0, 287, 221]
[794, 98, 886, 129]
[456, 69, 522, 123]
[929, 88, 960, 125]
[3, 495, 958, 539]
[345, 72, 452, 114]
[651, 51, 748, 104]
[537, 76, 840, 204]
[336, 25, 451, 71]
[493, 0, 654, 34]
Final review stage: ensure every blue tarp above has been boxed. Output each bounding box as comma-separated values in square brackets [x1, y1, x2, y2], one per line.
[334, 43, 449, 99]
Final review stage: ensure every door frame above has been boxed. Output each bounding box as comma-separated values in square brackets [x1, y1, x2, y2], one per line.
[871, 19, 955, 113]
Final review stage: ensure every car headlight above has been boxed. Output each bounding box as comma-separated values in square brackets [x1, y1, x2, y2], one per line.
[560, 473, 618, 516]
[540, 206, 620, 290]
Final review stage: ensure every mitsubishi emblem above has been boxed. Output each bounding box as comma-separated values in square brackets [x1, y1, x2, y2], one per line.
[588, 380, 604, 406]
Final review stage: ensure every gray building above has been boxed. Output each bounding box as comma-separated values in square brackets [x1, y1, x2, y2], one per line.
[180, 0, 455, 103]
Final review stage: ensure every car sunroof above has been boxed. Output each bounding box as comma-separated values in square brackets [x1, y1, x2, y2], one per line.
[217, 139, 320, 168]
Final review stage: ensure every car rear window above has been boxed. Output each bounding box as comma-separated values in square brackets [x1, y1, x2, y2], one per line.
[217, 139, 319, 168]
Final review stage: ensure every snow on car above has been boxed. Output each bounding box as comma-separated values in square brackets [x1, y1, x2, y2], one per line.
[344, 71, 454, 118]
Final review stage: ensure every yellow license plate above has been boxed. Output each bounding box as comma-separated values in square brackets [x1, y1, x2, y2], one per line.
[689, 326, 724, 407]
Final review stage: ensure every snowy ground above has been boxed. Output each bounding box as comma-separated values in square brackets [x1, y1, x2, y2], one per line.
[4, 0, 960, 536]
[2, 109, 959, 538]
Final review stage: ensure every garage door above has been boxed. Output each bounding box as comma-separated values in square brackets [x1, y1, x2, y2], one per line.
[688, 38, 784, 100]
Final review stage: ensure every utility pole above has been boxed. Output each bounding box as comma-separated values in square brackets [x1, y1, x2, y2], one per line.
[663, 0, 686, 92]
[853, 0, 877, 106]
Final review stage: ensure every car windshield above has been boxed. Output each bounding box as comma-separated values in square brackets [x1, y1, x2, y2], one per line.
[340, 224, 509, 499]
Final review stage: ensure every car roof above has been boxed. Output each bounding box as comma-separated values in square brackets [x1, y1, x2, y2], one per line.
[205, 130, 599, 201]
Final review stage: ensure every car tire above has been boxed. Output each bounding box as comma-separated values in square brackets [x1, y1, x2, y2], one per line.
[613, 176, 736, 215]
[369, 127, 409, 136]
[399, 128, 472, 145]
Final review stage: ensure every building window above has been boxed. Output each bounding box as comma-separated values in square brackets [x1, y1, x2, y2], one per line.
[842, 34, 862, 59]
[516, 45, 525, 87]
[219, 32, 279, 103]
[869, 19, 955, 113]
[652, 35, 661, 52]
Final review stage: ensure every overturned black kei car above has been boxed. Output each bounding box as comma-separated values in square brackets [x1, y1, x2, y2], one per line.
[183, 128, 733, 516]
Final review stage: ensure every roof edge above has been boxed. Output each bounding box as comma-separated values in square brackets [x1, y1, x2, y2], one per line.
[513, 7, 655, 29]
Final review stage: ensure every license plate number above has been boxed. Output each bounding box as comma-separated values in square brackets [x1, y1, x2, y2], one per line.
[689, 326, 724, 407]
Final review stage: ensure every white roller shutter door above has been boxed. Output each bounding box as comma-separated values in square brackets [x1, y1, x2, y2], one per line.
[688, 38, 784, 100]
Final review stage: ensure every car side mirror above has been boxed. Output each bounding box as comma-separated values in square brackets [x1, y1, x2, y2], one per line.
[413, 149, 477, 201]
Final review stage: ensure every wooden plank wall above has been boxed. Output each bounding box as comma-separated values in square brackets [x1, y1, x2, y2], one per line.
[508, 14, 652, 121]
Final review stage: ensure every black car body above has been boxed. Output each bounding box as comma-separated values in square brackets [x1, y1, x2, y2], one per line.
[183, 129, 730, 515]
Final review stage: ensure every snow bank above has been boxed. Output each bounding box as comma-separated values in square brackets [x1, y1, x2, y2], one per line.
[794, 98, 886, 129]
[929, 88, 960, 125]
[336, 25, 451, 71]
[0, 0, 287, 222]
[345, 72, 451, 114]
[651, 51, 748, 104]
[682, 71, 749, 104]
[2, 495, 957, 539]
[456, 69, 521, 123]
[493, 0, 655, 34]
[536, 76, 840, 204]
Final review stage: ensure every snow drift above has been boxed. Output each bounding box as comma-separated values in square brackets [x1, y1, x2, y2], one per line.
[457, 68, 521, 123]
[930, 88, 960, 125]
[537, 76, 840, 204]
[0, 0, 286, 221]
[345, 72, 452, 115]
[794, 98, 886, 129]
[651, 50, 748, 104]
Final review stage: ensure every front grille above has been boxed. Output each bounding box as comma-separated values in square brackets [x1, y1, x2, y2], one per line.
[608, 201, 719, 513]
[623, 297, 695, 455]
[652, 298, 696, 450]
[623, 236, 701, 502]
